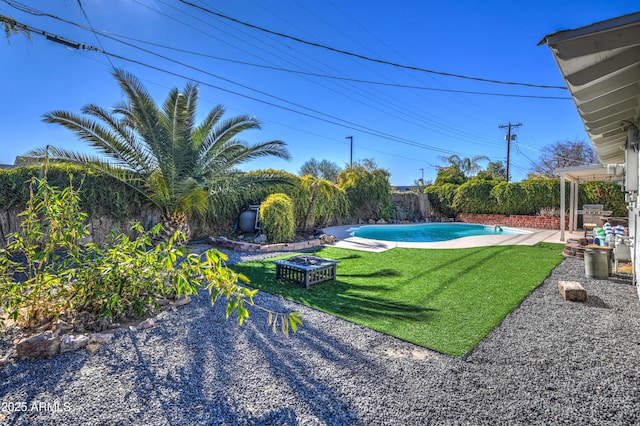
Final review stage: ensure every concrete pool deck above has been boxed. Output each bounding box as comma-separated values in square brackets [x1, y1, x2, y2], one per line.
[322, 224, 578, 252]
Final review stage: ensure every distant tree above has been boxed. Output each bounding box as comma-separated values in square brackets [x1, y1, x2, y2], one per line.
[530, 139, 597, 178]
[439, 154, 489, 177]
[478, 161, 507, 181]
[411, 178, 432, 194]
[299, 158, 341, 183]
[434, 165, 466, 185]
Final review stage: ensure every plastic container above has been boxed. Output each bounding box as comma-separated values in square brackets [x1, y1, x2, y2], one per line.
[238, 210, 257, 233]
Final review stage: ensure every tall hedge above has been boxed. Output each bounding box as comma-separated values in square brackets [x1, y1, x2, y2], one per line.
[452, 179, 498, 214]
[299, 175, 349, 230]
[0, 165, 144, 219]
[424, 183, 459, 217]
[203, 169, 302, 234]
[491, 182, 528, 215]
[259, 193, 295, 243]
[519, 178, 563, 214]
[426, 177, 625, 217]
[580, 181, 627, 217]
[203, 169, 350, 233]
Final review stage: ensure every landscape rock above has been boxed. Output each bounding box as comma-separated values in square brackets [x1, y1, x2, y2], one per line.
[319, 234, 338, 244]
[16, 331, 60, 359]
[558, 280, 588, 302]
[53, 320, 74, 336]
[253, 234, 267, 244]
[155, 297, 171, 306]
[90, 333, 114, 344]
[60, 334, 90, 354]
[172, 296, 191, 307]
[376, 218, 386, 224]
[137, 318, 155, 330]
[31, 319, 53, 333]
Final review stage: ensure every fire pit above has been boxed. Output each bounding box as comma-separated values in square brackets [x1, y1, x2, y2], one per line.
[273, 255, 339, 288]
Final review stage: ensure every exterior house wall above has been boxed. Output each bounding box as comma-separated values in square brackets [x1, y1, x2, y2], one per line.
[627, 128, 640, 296]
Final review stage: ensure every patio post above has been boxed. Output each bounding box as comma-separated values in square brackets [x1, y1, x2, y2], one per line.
[573, 181, 579, 231]
[569, 178, 575, 233]
[560, 174, 566, 241]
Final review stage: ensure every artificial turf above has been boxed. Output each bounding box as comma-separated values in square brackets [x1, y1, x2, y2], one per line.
[231, 243, 564, 356]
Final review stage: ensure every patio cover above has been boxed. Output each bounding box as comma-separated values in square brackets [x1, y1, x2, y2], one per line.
[540, 12, 640, 241]
[556, 164, 624, 241]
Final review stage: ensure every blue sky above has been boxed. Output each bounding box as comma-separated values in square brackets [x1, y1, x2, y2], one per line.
[1, 0, 637, 185]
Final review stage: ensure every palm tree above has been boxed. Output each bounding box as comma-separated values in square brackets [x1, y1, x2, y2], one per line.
[439, 154, 489, 177]
[25, 68, 291, 240]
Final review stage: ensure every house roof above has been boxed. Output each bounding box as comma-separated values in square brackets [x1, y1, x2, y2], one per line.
[539, 12, 640, 166]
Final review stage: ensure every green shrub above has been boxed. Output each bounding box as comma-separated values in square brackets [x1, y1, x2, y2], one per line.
[337, 161, 391, 220]
[580, 181, 626, 216]
[491, 182, 528, 215]
[453, 179, 498, 214]
[260, 193, 295, 243]
[0, 175, 302, 331]
[425, 183, 459, 217]
[520, 178, 563, 213]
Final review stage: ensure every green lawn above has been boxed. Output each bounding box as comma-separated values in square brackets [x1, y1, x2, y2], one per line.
[232, 243, 564, 356]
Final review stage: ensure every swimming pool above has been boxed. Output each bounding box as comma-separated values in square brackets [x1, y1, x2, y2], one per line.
[349, 223, 527, 243]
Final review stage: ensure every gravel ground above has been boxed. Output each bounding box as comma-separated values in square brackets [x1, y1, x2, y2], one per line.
[1, 250, 640, 425]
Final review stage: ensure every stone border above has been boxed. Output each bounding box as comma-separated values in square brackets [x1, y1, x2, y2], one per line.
[210, 236, 324, 252]
[3, 297, 193, 362]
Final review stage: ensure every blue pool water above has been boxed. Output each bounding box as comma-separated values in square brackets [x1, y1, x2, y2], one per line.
[350, 223, 526, 243]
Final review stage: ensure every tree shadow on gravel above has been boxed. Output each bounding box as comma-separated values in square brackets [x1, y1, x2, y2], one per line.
[83, 292, 367, 424]
[0, 351, 92, 424]
[0, 289, 386, 424]
[191, 295, 367, 425]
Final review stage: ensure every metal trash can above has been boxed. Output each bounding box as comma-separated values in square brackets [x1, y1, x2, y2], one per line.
[584, 247, 610, 279]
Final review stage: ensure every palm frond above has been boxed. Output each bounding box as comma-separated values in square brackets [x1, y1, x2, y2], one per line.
[205, 140, 290, 174]
[191, 104, 225, 151]
[112, 68, 170, 172]
[176, 178, 208, 217]
[43, 110, 144, 172]
[197, 114, 262, 163]
[209, 171, 296, 196]
[81, 104, 156, 173]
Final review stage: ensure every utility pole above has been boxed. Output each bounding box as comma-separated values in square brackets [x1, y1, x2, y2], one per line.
[345, 136, 353, 167]
[419, 168, 424, 184]
[498, 122, 521, 182]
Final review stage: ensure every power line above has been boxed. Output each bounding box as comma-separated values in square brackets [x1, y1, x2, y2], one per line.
[66, 29, 573, 100]
[5, 16, 479, 159]
[178, 0, 568, 91]
[2, 0, 505, 148]
[75, 0, 114, 68]
[6, 4, 555, 174]
[5, 0, 562, 161]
